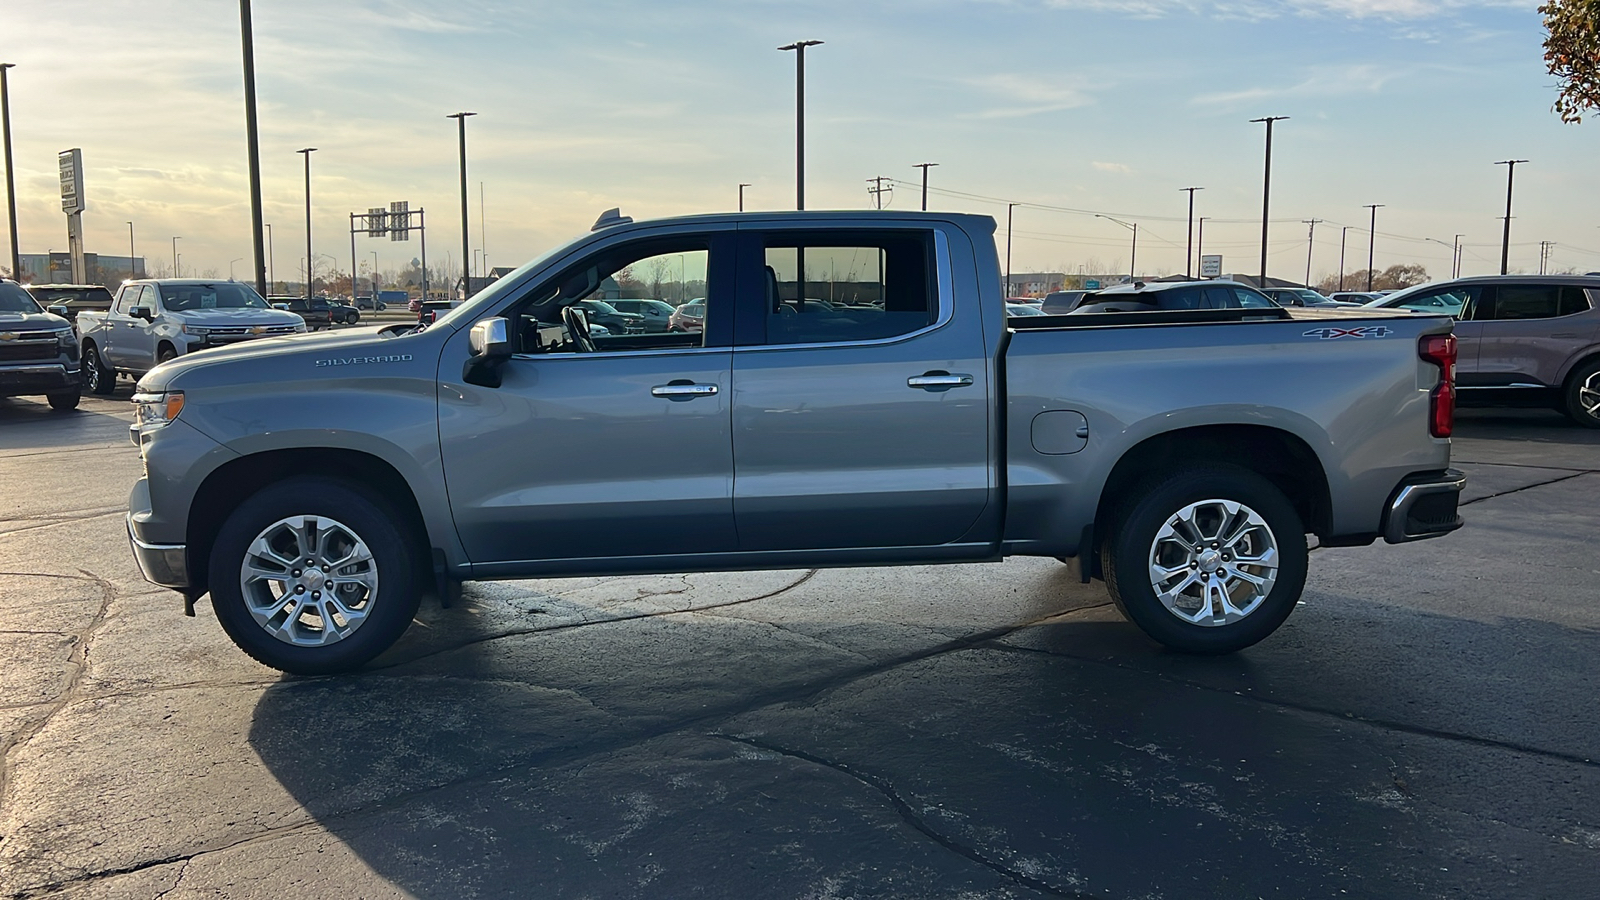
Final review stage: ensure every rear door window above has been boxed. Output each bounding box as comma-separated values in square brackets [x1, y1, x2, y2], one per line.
[760, 232, 934, 345]
[1483, 285, 1568, 320]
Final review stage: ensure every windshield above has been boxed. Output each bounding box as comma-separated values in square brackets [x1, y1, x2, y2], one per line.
[0, 283, 42, 313]
[161, 283, 270, 311]
[28, 286, 114, 304]
[580, 299, 622, 315]
[1293, 289, 1328, 304]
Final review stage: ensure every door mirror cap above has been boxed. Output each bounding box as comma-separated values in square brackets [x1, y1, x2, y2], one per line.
[129, 306, 153, 321]
[46, 304, 70, 317]
[469, 317, 511, 360]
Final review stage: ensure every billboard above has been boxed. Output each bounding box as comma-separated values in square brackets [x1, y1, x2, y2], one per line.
[59, 149, 84, 214]
[1200, 254, 1223, 278]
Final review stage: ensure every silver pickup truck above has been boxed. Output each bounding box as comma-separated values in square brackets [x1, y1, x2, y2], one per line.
[76, 279, 306, 395]
[125, 211, 1464, 674]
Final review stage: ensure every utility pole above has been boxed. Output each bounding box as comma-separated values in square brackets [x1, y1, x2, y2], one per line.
[1494, 159, 1527, 275]
[1452, 233, 1463, 278]
[738, 182, 750, 212]
[1006, 202, 1018, 296]
[266, 223, 274, 288]
[867, 176, 891, 210]
[1539, 240, 1555, 274]
[297, 147, 316, 298]
[914, 162, 938, 211]
[1197, 217, 1208, 275]
[1364, 204, 1384, 292]
[126, 221, 135, 278]
[1250, 116, 1289, 284]
[1338, 226, 1349, 291]
[1301, 218, 1322, 286]
[238, 0, 267, 295]
[778, 40, 823, 210]
[1, 63, 19, 281]
[172, 236, 180, 278]
[447, 112, 476, 300]
[1180, 187, 1203, 276]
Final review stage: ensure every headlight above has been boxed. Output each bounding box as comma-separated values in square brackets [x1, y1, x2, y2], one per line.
[132, 390, 185, 428]
[53, 328, 75, 348]
[181, 324, 212, 337]
[294, 322, 308, 333]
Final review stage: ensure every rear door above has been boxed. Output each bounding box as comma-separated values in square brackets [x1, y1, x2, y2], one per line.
[728, 225, 992, 551]
[1386, 284, 1486, 378]
[103, 285, 148, 368]
[1473, 283, 1597, 387]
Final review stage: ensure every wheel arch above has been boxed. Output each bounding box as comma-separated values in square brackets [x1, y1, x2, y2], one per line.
[1558, 350, 1600, 391]
[186, 448, 431, 597]
[1093, 424, 1332, 551]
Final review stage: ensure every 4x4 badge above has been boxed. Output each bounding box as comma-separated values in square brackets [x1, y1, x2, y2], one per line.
[1302, 326, 1393, 340]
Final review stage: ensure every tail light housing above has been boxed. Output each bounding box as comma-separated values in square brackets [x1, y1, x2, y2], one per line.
[1419, 333, 1456, 438]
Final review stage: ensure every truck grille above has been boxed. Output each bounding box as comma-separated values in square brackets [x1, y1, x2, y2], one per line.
[0, 335, 59, 362]
[207, 325, 299, 343]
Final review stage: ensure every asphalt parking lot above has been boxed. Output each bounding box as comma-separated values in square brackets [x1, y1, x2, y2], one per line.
[0, 389, 1596, 899]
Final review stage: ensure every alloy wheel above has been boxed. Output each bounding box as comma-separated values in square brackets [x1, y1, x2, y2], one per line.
[239, 514, 380, 646]
[1147, 498, 1280, 626]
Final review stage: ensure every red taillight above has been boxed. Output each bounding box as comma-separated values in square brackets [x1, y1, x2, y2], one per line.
[1419, 333, 1456, 438]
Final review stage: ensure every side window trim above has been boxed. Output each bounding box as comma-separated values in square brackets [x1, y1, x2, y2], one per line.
[733, 226, 953, 353]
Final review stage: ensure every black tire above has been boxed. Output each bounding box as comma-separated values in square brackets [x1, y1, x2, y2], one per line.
[156, 344, 177, 365]
[84, 343, 115, 395]
[46, 390, 81, 411]
[1563, 359, 1600, 428]
[1101, 465, 1308, 654]
[208, 477, 423, 675]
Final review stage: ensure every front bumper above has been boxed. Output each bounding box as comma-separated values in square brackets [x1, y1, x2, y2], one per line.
[128, 515, 190, 590]
[1381, 468, 1466, 544]
[0, 363, 82, 396]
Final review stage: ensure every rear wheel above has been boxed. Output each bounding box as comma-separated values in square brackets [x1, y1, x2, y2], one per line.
[1101, 465, 1308, 654]
[46, 390, 80, 411]
[1563, 359, 1600, 428]
[84, 344, 115, 395]
[208, 477, 422, 675]
[156, 344, 177, 365]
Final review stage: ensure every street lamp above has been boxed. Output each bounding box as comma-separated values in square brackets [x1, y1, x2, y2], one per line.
[1197, 217, 1209, 275]
[1006, 202, 1018, 296]
[738, 183, 750, 212]
[1180, 187, 1203, 276]
[1494, 159, 1527, 275]
[447, 112, 476, 299]
[1452, 234, 1463, 278]
[778, 40, 822, 210]
[1096, 214, 1138, 282]
[239, 0, 267, 295]
[265, 223, 275, 288]
[1424, 237, 1456, 278]
[1, 62, 18, 281]
[229, 257, 243, 280]
[1339, 226, 1350, 290]
[171, 236, 181, 278]
[914, 162, 939, 212]
[1250, 116, 1289, 284]
[1364, 204, 1384, 292]
[126, 221, 135, 278]
[297, 147, 316, 299]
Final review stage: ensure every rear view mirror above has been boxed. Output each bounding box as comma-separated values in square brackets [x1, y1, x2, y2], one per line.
[469, 317, 511, 360]
[129, 306, 153, 321]
[47, 305, 70, 318]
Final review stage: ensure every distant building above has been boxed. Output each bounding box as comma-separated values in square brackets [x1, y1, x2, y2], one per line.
[1005, 272, 1067, 296]
[456, 266, 517, 300]
[17, 252, 146, 286]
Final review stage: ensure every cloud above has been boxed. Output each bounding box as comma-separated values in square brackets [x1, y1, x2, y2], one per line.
[964, 73, 1097, 118]
[1190, 63, 1400, 105]
[1093, 161, 1133, 173]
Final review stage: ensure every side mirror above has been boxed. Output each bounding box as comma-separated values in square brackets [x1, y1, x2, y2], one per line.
[469, 317, 511, 360]
[47, 304, 70, 318]
[129, 305, 153, 321]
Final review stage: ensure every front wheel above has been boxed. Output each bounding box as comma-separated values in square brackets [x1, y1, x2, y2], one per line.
[1101, 465, 1308, 654]
[208, 477, 422, 675]
[1563, 359, 1600, 428]
[46, 390, 81, 411]
[84, 344, 115, 395]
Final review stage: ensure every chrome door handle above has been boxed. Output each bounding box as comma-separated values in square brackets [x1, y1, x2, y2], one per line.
[907, 372, 974, 389]
[651, 382, 718, 398]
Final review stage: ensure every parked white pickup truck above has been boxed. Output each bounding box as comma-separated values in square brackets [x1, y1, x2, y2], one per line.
[76, 279, 306, 395]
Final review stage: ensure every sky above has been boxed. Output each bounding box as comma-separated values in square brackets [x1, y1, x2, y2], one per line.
[4, 0, 1598, 285]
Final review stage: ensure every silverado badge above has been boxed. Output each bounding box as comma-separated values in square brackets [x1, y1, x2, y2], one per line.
[0, 333, 16, 342]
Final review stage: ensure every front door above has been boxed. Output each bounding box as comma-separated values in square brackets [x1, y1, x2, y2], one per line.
[729, 226, 992, 551]
[438, 231, 739, 565]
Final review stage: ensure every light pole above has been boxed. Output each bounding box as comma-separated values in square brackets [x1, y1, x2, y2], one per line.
[1, 62, 18, 281]
[1096, 214, 1138, 282]
[1364, 203, 1384, 292]
[371, 250, 378, 291]
[171, 236, 181, 278]
[1339, 226, 1349, 290]
[1453, 234, 1463, 278]
[239, 0, 267, 295]
[1494, 159, 1527, 275]
[914, 162, 938, 211]
[297, 148, 316, 298]
[126, 221, 135, 278]
[778, 40, 822, 210]
[1180, 187, 1202, 276]
[1250, 115, 1289, 284]
[1424, 237, 1456, 277]
[738, 182, 750, 212]
[1197, 217, 1209, 275]
[229, 257, 243, 280]
[447, 112, 476, 298]
[1005, 202, 1018, 296]
[266, 223, 275, 289]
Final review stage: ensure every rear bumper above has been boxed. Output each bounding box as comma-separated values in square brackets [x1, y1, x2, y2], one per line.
[1381, 468, 1466, 544]
[128, 514, 190, 590]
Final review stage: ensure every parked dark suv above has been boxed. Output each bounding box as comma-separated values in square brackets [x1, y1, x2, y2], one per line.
[1070, 280, 1280, 314]
[1370, 275, 1600, 427]
[25, 284, 116, 322]
[272, 295, 360, 328]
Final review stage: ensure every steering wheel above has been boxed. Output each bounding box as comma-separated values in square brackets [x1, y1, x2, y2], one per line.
[561, 305, 597, 353]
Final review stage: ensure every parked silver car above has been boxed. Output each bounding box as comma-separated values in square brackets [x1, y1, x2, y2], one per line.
[1370, 275, 1600, 427]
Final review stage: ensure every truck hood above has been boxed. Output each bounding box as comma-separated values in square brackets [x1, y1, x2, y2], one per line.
[138, 324, 422, 391]
[0, 310, 72, 332]
[171, 308, 306, 327]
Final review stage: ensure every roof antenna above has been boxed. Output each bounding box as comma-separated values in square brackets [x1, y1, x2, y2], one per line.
[591, 208, 633, 231]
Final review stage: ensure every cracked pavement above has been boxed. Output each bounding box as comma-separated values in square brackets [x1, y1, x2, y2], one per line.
[1, 392, 1596, 899]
